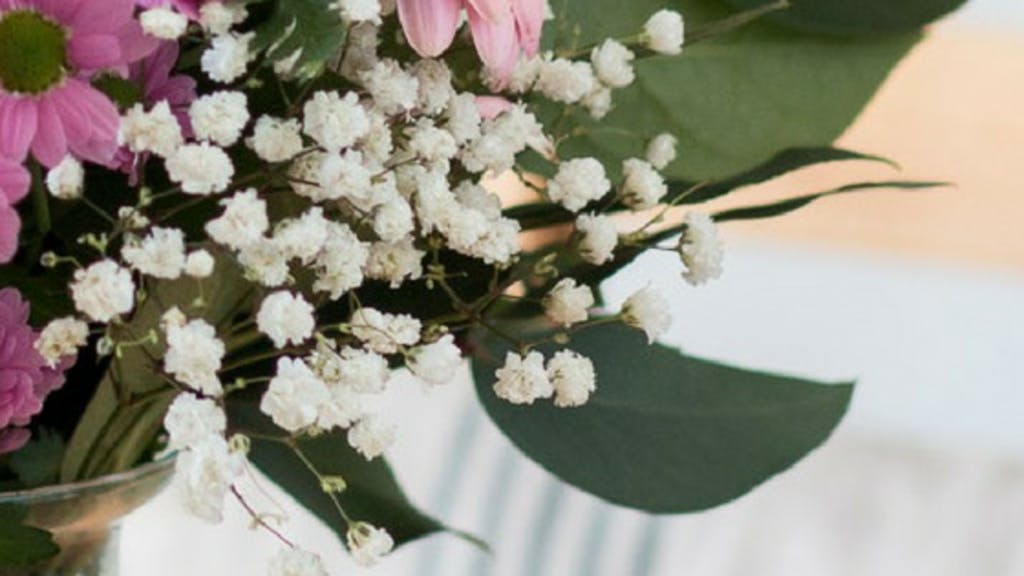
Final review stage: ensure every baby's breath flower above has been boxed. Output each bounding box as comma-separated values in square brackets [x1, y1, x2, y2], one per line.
[71, 260, 135, 323]
[164, 393, 227, 451]
[547, 350, 597, 407]
[46, 156, 84, 200]
[622, 286, 672, 344]
[547, 158, 611, 212]
[35, 318, 89, 368]
[679, 212, 725, 286]
[267, 548, 328, 576]
[646, 133, 679, 170]
[347, 523, 395, 567]
[494, 351, 554, 405]
[644, 10, 685, 55]
[257, 292, 316, 349]
[543, 278, 595, 327]
[201, 32, 254, 83]
[190, 91, 250, 147]
[247, 116, 304, 163]
[347, 415, 396, 460]
[165, 143, 234, 196]
[621, 158, 668, 210]
[164, 319, 226, 396]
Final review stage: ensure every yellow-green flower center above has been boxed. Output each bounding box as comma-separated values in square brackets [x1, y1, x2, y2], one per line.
[0, 10, 68, 95]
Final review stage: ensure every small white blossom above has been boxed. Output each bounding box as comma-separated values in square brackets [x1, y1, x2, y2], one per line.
[303, 91, 370, 151]
[238, 238, 291, 287]
[591, 39, 635, 88]
[347, 523, 394, 567]
[267, 548, 328, 576]
[679, 212, 724, 286]
[45, 156, 84, 200]
[340, 21, 381, 81]
[205, 189, 269, 250]
[71, 260, 135, 323]
[350, 308, 421, 354]
[621, 158, 668, 210]
[408, 335, 462, 387]
[35, 317, 89, 367]
[247, 116, 304, 163]
[547, 158, 610, 212]
[165, 143, 234, 196]
[199, 2, 247, 35]
[507, 55, 542, 94]
[185, 250, 216, 278]
[336, 0, 381, 23]
[174, 436, 244, 523]
[364, 240, 424, 288]
[372, 198, 415, 243]
[583, 86, 613, 119]
[140, 7, 188, 39]
[547, 350, 597, 407]
[122, 227, 187, 279]
[275, 208, 331, 263]
[576, 213, 618, 265]
[494, 351, 553, 405]
[445, 93, 483, 145]
[164, 393, 227, 451]
[119, 101, 182, 158]
[361, 59, 419, 115]
[347, 415, 396, 460]
[316, 149, 373, 204]
[261, 358, 330, 432]
[646, 133, 678, 170]
[190, 91, 250, 147]
[543, 279, 594, 327]
[535, 58, 597, 104]
[412, 59, 454, 115]
[407, 120, 458, 162]
[201, 32, 254, 83]
[257, 292, 316, 349]
[622, 286, 672, 344]
[165, 319, 226, 396]
[644, 10, 685, 55]
[313, 222, 369, 299]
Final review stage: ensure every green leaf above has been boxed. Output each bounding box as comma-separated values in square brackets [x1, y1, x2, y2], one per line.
[229, 402, 449, 549]
[721, 0, 967, 36]
[471, 323, 853, 513]
[251, 0, 347, 80]
[0, 505, 59, 568]
[8, 430, 64, 488]
[710, 180, 949, 224]
[549, 0, 920, 181]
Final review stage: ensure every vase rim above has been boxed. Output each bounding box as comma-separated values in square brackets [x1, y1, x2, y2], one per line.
[0, 453, 177, 505]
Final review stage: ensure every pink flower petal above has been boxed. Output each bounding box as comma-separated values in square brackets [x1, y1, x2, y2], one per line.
[66, 0, 134, 35]
[0, 159, 30, 205]
[0, 97, 38, 162]
[0, 428, 30, 456]
[30, 98, 69, 168]
[0, 197, 21, 264]
[397, 0, 463, 58]
[68, 34, 125, 71]
[466, 0, 507, 22]
[468, 2, 520, 86]
[512, 0, 544, 57]
[476, 95, 514, 119]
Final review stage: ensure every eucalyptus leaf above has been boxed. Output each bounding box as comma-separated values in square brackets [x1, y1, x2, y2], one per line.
[229, 401, 452, 550]
[471, 324, 853, 512]
[548, 0, 919, 181]
[0, 505, 59, 568]
[721, 0, 967, 36]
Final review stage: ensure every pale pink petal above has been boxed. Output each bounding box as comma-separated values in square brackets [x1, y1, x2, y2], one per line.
[511, 0, 544, 57]
[61, 82, 120, 165]
[466, 0, 507, 22]
[66, 0, 133, 35]
[30, 98, 68, 168]
[0, 159, 30, 205]
[468, 3, 519, 86]
[68, 34, 124, 71]
[476, 95, 514, 119]
[115, 20, 160, 67]
[0, 98, 38, 162]
[397, 0, 462, 58]
[0, 197, 21, 264]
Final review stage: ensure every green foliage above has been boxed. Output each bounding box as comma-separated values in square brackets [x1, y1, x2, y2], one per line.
[0, 505, 59, 568]
[547, 0, 920, 181]
[251, 0, 348, 80]
[230, 401, 450, 550]
[8, 430, 64, 488]
[471, 324, 853, 512]
[721, 0, 967, 36]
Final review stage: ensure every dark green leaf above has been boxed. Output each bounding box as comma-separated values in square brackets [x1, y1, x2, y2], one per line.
[711, 180, 949, 223]
[721, 0, 967, 36]
[8, 430, 64, 488]
[252, 0, 347, 80]
[229, 402, 449, 549]
[0, 505, 59, 567]
[471, 323, 853, 513]
[549, 0, 919, 181]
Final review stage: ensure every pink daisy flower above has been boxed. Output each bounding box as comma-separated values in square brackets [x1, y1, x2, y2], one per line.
[0, 288, 76, 455]
[0, 158, 29, 263]
[0, 0, 158, 168]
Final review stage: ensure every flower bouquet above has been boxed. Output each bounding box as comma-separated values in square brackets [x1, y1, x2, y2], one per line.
[0, 0, 956, 572]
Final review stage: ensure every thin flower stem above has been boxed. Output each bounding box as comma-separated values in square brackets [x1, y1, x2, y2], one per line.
[231, 486, 296, 548]
[288, 439, 354, 526]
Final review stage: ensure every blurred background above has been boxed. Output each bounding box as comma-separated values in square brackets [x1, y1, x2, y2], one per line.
[124, 1, 1024, 573]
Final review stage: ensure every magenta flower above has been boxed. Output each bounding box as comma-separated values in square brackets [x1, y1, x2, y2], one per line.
[0, 158, 29, 263]
[397, 0, 544, 86]
[0, 0, 158, 168]
[0, 289, 75, 455]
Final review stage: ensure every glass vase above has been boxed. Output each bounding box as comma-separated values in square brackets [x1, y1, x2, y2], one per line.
[0, 457, 175, 576]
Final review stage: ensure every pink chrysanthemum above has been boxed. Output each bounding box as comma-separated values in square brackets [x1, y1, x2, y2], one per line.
[0, 158, 29, 263]
[0, 288, 74, 455]
[0, 0, 157, 168]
